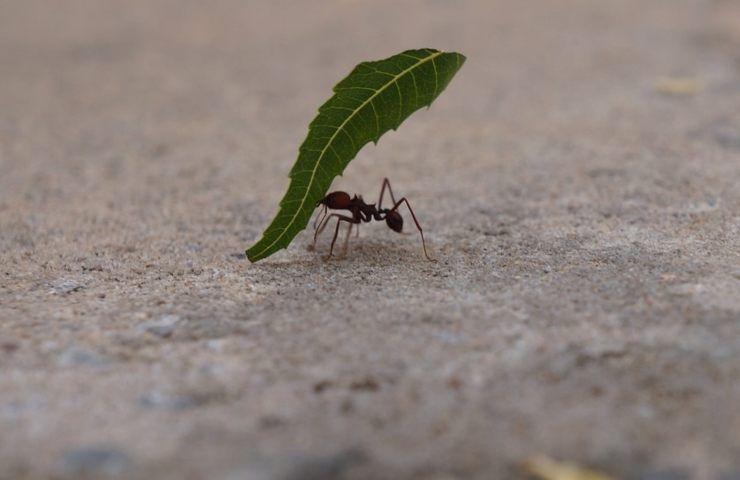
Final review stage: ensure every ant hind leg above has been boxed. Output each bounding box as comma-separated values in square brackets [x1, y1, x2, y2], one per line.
[390, 197, 435, 262]
[378, 178, 398, 210]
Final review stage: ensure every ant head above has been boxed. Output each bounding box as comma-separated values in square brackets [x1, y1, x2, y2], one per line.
[385, 210, 403, 233]
[319, 191, 351, 209]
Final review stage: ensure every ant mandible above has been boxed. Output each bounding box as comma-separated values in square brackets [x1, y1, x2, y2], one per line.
[312, 178, 435, 261]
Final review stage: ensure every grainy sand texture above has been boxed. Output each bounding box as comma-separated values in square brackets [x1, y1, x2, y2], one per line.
[1, 1, 739, 479]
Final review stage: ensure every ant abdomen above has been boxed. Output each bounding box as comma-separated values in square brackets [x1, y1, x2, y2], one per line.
[385, 210, 403, 233]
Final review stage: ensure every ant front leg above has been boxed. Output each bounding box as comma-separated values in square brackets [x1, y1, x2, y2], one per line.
[391, 197, 436, 262]
[377, 178, 398, 210]
[313, 203, 328, 231]
[310, 204, 329, 250]
[315, 213, 358, 259]
[327, 214, 359, 259]
[313, 206, 333, 248]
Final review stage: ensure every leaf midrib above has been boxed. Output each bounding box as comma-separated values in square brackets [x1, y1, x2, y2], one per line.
[251, 50, 444, 259]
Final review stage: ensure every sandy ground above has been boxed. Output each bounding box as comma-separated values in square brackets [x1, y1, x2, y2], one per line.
[1, 1, 739, 479]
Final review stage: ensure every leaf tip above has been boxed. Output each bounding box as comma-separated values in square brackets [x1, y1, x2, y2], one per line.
[246, 243, 267, 263]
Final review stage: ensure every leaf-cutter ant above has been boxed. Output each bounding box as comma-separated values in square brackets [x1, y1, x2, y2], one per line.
[312, 178, 434, 261]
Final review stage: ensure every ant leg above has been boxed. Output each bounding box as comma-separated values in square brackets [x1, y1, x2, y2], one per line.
[342, 223, 353, 253]
[313, 204, 328, 230]
[313, 208, 334, 246]
[326, 214, 357, 259]
[378, 178, 398, 210]
[311, 205, 329, 249]
[390, 197, 436, 262]
[312, 213, 357, 259]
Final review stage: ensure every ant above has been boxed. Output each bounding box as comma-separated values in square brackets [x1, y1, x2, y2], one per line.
[312, 178, 435, 261]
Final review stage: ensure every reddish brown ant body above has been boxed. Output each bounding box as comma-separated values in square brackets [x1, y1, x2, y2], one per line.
[312, 178, 434, 261]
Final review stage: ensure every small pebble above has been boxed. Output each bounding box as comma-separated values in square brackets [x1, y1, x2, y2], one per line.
[139, 390, 202, 410]
[349, 377, 379, 392]
[3, 396, 45, 417]
[137, 314, 180, 338]
[59, 348, 109, 367]
[62, 447, 130, 475]
[281, 448, 367, 480]
[49, 279, 84, 295]
[1, 342, 19, 353]
[206, 338, 227, 352]
[225, 449, 367, 480]
[433, 330, 466, 345]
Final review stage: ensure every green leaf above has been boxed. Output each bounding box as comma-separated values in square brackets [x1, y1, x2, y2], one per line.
[246, 48, 466, 262]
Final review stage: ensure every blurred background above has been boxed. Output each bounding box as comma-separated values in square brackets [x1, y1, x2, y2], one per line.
[1, 1, 739, 479]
